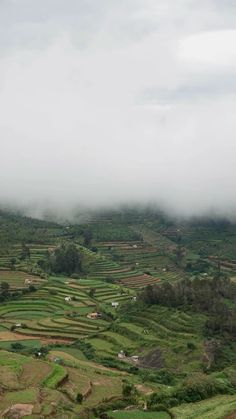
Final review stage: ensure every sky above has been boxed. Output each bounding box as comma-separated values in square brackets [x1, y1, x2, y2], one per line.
[1, 0, 236, 218]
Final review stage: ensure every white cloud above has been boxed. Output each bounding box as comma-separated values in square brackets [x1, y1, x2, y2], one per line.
[179, 30, 236, 69]
[0, 0, 236, 218]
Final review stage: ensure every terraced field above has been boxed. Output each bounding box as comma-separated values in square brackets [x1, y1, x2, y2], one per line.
[0, 244, 52, 269]
[1, 209, 233, 418]
[119, 274, 161, 288]
[0, 349, 125, 417]
[0, 270, 45, 289]
[0, 274, 136, 343]
[172, 395, 236, 419]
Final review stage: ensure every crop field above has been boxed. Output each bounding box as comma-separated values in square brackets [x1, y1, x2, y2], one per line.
[0, 275, 135, 343]
[172, 395, 236, 419]
[0, 270, 45, 289]
[0, 244, 53, 269]
[119, 274, 161, 288]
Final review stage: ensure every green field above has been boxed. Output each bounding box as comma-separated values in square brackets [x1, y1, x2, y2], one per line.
[110, 411, 170, 419]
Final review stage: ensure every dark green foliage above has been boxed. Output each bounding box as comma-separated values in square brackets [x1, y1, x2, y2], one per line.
[185, 259, 210, 274]
[76, 392, 83, 403]
[89, 288, 96, 298]
[82, 229, 93, 247]
[28, 284, 37, 292]
[1, 281, 10, 292]
[0, 281, 20, 302]
[187, 342, 196, 350]
[20, 243, 30, 260]
[140, 276, 236, 336]
[122, 382, 137, 398]
[99, 357, 136, 373]
[11, 342, 24, 351]
[148, 373, 235, 408]
[72, 339, 95, 360]
[0, 209, 61, 246]
[48, 243, 82, 275]
[140, 369, 175, 385]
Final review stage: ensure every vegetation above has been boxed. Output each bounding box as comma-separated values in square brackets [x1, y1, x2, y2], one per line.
[0, 208, 236, 417]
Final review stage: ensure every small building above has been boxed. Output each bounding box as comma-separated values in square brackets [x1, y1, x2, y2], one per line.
[24, 279, 32, 285]
[131, 355, 139, 362]
[132, 296, 137, 302]
[15, 323, 22, 328]
[65, 296, 72, 302]
[111, 302, 119, 308]
[118, 350, 126, 359]
[133, 244, 138, 249]
[87, 312, 102, 320]
[53, 357, 62, 364]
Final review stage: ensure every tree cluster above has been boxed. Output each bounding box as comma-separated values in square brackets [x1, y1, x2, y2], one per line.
[44, 243, 82, 275]
[140, 275, 236, 338]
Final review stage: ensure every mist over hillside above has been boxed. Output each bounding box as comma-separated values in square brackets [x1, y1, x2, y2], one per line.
[1, 0, 236, 218]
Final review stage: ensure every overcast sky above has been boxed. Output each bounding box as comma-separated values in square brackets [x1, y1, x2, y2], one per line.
[1, 0, 236, 218]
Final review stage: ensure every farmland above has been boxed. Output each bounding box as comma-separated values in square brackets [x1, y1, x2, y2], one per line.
[1, 209, 236, 417]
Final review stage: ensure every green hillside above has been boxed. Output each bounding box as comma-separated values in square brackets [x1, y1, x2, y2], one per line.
[0, 209, 236, 418]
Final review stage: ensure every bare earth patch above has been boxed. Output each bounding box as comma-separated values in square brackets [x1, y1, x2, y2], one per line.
[0, 332, 37, 341]
[20, 360, 52, 386]
[2, 403, 34, 418]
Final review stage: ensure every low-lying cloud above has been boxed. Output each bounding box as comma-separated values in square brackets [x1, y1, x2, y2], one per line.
[1, 0, 236, 218]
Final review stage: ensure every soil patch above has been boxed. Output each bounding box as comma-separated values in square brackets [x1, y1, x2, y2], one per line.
[138, 348, 164, 369]
[2, 403, 34, 418]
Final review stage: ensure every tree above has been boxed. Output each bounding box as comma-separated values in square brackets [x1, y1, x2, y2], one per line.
[20, 243, 30, 260]
[10, 257, 16, 271]
[89, 288, 95, 298]
[83, 229, 92, 247]
[1, 282, 10, 292]
[175, 245, 186, 267]
[76, 392, 83, 403]
[48, 244, 82, 275]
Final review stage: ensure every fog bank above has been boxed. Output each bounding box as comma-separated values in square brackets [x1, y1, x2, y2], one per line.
[1, 1, 236, 219]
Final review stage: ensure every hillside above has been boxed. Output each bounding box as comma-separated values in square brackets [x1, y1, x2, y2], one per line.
[0, 209, 236, 418]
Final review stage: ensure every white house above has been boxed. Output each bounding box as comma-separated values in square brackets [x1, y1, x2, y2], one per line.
[111, 302, 119, 308]
[15, 323, 22, 328]
[65, 296, 72, 302]
[118, 350, 126, 359]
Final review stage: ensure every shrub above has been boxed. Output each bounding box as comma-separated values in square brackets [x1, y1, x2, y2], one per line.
[11, 342, 24, 351]
[140, 369, 175, 385]
[72, 339, 95, 360]
[28, 284, 37, 292]
[187, 342, 196, 350]
[122, 381, 137, 398]
[70, 273, 80, 279]
[76, 392, 83, 403]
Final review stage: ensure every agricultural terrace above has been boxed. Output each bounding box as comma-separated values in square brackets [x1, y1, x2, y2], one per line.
[0, 349, 125, 417]
[0, 276, 135, 342]
[0, 270, 45, 289]
[1, 209, 235, 417]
